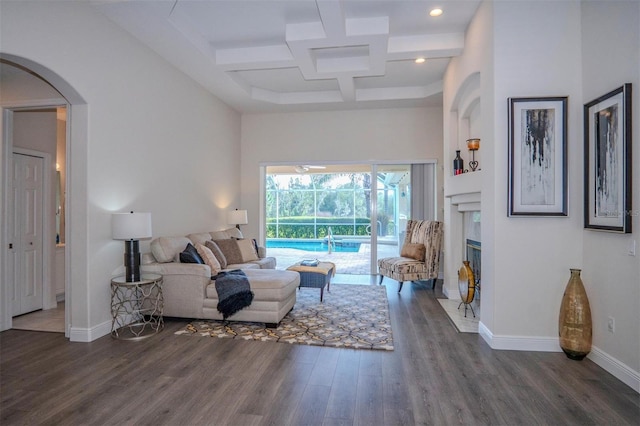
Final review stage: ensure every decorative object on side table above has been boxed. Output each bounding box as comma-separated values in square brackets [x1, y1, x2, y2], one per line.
[457, 261, 476, 318]
[508, 96, 568, 216]
[453, 150, 464, 175]
[466, 138, 480, 171]
[559, 268, 592, 360]
[111, 273, 164, 340]
[584, 83, 632, 233]
[111, 211, 153, 282]
[228, 208, 248, 230]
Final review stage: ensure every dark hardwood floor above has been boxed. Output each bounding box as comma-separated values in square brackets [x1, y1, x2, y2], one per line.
[1, 280, 638, 425]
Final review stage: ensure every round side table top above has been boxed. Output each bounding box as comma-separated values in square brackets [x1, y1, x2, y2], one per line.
[111, 274, 162, 286]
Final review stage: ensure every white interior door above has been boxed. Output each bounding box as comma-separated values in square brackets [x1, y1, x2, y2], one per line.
[10, 153, 44, 316]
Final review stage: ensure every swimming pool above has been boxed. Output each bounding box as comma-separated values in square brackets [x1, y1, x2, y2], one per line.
[266, 239, 361, 253]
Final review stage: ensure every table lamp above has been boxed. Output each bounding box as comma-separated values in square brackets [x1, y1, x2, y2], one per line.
[112, 211, 152, 282]
[228, 209, 248, 230]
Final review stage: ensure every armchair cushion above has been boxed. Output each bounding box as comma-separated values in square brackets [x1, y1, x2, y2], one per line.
[400, 243, 426, 261]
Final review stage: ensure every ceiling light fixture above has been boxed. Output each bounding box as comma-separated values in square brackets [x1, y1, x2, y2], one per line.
[430, 8, 443, 17]
[295, 165, 326, 173]
[415, 57, 426, 64]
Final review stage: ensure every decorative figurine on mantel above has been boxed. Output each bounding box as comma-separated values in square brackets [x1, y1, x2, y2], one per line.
[467, 138, 480, 171]
[453, 150, 464, 175]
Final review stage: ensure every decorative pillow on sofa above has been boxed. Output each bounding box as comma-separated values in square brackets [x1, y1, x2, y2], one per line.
[213, 239, 258, 264]
[401, 243, 426, 262]
[236, 238, 259, 262]
[195, 243, 221, 274]
[205, 240, 227, 269]
[179, 243, 204, 264]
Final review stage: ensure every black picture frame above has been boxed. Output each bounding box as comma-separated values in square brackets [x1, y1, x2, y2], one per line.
[584, 84, 632, 233]
[508, 97, 568, 216]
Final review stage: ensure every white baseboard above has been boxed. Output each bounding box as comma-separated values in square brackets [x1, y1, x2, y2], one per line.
[588, 345, 640, 393]
[478, 321, 561, 352]
[479, 322, 640, 393]
[69, 320, 111, 342]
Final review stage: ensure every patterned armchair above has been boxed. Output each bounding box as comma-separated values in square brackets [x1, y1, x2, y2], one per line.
[378, 220, 443, 292]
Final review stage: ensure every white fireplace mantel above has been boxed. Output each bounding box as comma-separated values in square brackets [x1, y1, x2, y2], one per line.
[445, 170, 482, 211]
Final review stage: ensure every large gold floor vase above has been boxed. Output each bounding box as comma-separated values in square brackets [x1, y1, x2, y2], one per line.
[558, 268, 592, 360]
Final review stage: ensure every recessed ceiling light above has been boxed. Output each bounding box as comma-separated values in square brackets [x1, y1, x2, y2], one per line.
[415, 58, 426, 64]
[430, 8, 443, 17]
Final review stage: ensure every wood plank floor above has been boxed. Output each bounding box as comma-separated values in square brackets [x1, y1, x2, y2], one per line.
[1, 280, 638, 425]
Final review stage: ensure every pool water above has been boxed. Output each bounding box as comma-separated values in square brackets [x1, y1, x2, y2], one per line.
[266, 239, 361, 253]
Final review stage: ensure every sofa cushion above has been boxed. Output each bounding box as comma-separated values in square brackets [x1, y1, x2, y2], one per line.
[180, 243, 204, 264]
[195, 243, 221, 274]
[205, 240, 228, 269]
[187, 232, 213, 246]
[207, 269, 299, 302]
[210, 227, 243, 241]
[401, 243, 426, 261]
[151, 236, 192, 263]
[214, 239, 258, 265]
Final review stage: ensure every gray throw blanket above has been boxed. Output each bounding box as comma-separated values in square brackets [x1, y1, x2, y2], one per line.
[213, 269, 254, 319]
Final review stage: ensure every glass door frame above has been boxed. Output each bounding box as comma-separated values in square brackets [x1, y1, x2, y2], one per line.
[260, 160, 437, 275]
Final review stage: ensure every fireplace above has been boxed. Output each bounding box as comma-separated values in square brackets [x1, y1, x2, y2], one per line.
[466, 239, 481, 295]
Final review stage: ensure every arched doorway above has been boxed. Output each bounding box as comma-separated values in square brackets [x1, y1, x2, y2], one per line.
[0, 54, 87, 339]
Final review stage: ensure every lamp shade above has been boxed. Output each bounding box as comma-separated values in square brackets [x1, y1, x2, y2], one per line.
[111, 212, 152, 240]
[227, 209, 248, 226]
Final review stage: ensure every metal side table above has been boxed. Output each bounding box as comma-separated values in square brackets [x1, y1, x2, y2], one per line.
[110, 273, 164, 340]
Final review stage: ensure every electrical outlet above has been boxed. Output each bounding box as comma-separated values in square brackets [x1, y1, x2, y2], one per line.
[607, 317, 615, 333]
[628, 240, 636, 256]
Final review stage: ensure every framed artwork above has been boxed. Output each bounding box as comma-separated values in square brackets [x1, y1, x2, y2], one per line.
[584, 84, 632, 233]
[508, 97, 568, 216]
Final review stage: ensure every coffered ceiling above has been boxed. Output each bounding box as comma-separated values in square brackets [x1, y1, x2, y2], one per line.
[94, 0, 481, 113]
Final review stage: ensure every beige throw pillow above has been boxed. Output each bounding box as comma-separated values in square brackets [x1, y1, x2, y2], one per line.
[195, 243, 221, 275]
[236, 238, 259, 262]
[401, 243, 426, 262]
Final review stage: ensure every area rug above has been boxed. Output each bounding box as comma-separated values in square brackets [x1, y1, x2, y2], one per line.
[175, 284, 394, 350]
[437, 298, 479, 333]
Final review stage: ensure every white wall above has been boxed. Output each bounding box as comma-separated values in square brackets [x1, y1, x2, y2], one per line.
[0, 1, 241, 340]
[444, 0, 639, 391]
[491, 0, 584, 339]
[240, 107, 444, 240]
[580, 0, 640, 389]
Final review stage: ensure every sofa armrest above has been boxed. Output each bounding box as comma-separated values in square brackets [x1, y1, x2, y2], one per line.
[141, 262, 211, 318]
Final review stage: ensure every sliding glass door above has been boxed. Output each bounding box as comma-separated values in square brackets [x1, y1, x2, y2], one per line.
[264, 162, 435, 275]
[372, 164, 412, 269]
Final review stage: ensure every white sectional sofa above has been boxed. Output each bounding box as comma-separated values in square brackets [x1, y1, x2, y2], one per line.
[140, 228, 299, 327]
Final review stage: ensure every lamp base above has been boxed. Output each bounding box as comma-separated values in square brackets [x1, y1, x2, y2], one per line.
[124, 240, 141, 282]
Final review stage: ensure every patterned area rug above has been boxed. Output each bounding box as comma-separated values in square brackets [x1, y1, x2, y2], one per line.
[175, 284, 394, 351]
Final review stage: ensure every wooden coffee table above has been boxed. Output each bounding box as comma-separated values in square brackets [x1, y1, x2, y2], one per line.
[287, 262, 335, 302]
